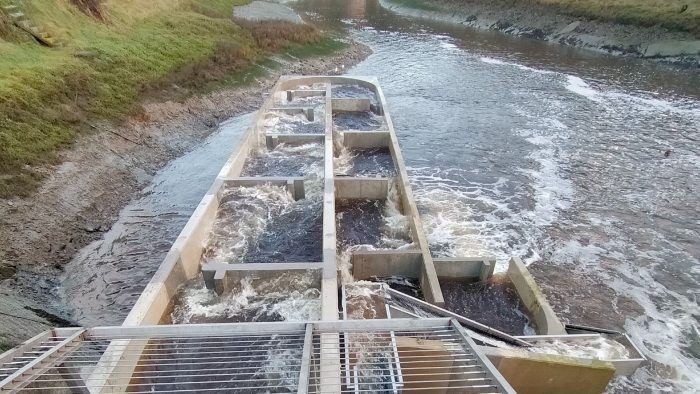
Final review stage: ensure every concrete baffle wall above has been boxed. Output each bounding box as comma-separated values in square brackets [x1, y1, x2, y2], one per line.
[481, 347, 616, 394]
[507, 257, 566, 335]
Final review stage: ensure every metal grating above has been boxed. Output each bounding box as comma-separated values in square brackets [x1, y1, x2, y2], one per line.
[0, 319, 514, 393]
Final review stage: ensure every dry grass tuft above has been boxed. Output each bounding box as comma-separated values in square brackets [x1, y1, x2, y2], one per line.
[70, 0, 104, 20]
[237, 20, 322, 51]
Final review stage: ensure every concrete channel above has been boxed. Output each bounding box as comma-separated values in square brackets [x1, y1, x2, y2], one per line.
[122, 75, 445, 328]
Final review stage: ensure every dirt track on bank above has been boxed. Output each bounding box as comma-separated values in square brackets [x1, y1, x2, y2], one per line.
[0, 43, 371, 347]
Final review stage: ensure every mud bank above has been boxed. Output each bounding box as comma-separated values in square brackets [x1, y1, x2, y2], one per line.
[380, 0, 700, 65]
[0, 43, 371, 347]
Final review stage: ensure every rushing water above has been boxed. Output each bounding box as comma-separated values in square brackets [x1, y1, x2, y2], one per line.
[57, 0, 698, 391]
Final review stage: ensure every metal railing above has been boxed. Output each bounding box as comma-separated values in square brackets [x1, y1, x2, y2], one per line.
[0, 318, 515, 393]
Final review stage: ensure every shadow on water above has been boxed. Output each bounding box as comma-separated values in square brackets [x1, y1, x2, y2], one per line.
[440, 276, 535, 336]
[345, 147, 396, 176]
[336, 199, 385, 248]
[333, 111, 384, 130]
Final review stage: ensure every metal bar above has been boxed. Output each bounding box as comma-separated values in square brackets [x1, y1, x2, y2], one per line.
[564, 323, 622, 334]
[47, 343, 304, 356]
[88, 321, 307, 337]
[451, 319, 516, 394]
[388, 289, 532, 347]
[0, 332, 52, 367]
[0, 329, 85, 391]
[297, 323, 313, 394]
[18, 362, 305, 377]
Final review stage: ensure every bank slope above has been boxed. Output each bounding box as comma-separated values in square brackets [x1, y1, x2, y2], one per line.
[0, 0, 336, 198]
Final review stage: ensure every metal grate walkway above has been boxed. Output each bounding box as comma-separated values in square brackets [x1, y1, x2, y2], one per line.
[0, 318, 515, 393]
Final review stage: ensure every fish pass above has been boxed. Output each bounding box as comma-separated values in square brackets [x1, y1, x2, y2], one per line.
[0, 76, 645, 393]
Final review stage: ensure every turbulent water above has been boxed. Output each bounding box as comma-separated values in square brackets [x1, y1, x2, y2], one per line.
[57, 0, 698, 392]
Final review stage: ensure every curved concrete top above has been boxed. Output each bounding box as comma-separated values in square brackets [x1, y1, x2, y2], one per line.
[233, 1, 304, 24]
[507, 257, 567, 335]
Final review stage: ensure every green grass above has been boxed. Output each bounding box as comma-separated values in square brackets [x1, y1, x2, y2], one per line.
[396, 0, 699, 35]
[535, 0, 699, 34]
[0, 0, 344, 198]
[286, 36, 349, 58]
[391, 0, 439, 11]
[0, 340, 12, 353]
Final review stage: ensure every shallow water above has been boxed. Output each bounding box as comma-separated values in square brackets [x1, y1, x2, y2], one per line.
[59, 115, 254, 326]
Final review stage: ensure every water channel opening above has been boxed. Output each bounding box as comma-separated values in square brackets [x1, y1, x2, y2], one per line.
[264, 110, 325, 134]
[336, 147, 396, 177]
[333, 111, 384, 131]
[171, 273, 321, 324]
[242, 142, 323, 179]
[440, 275, 536, 336]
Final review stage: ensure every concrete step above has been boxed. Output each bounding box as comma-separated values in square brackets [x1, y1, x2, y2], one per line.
[9, 11, 24, 20]
[2, 5, 18, 11]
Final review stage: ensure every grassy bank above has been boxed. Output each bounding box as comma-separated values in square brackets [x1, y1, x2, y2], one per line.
[0, 0, 341, 198]
[535, 0, 699, 34]
[402, 0, 699, 35]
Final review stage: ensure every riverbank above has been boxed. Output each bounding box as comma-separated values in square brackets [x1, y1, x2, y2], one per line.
[0, 42, 370, 348]
[0, 0, 371, 347]
[380, 0, 700, 65]
[0, 0, 331, 199]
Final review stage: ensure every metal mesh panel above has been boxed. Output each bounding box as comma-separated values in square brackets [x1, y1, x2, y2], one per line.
[310, 321, 508, 393]
[0, 319, 513, 393]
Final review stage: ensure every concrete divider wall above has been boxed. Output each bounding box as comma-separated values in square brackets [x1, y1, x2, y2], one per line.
[433, 257, 495, 282]
[352, 250, 423, 280]
[372, 81, 444, 306]
[334, 177, 390, 200]
[481, 346, 616, 394]
[202, 262, 323, 295]
[507, 257, 567, 335]
[341, 130, 391, 148]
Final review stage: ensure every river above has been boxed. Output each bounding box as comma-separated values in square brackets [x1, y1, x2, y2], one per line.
[59, 0, 699, 392]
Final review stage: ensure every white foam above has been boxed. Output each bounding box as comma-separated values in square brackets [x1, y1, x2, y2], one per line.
[172, 274, 321, 323]
[565, 75, 602, 102]
[479, 56, 556, 74]
[528, 336, 631, 360]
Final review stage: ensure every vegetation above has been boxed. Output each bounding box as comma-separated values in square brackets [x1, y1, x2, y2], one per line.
[534, 0, 699, 34]
[0, 0, 340, 198]
[401, 0, 699, 35]
[390, 0, 439, 11]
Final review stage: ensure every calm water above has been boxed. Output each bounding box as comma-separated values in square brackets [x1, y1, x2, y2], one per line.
[59, 1, 698, 392]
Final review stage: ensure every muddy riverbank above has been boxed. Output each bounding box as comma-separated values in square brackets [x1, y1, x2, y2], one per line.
[0, 43, 370, 347]
[380, 0, 700, 65]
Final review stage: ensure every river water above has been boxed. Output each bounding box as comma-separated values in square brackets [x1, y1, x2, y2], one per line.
[58, 0, 698, 392]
